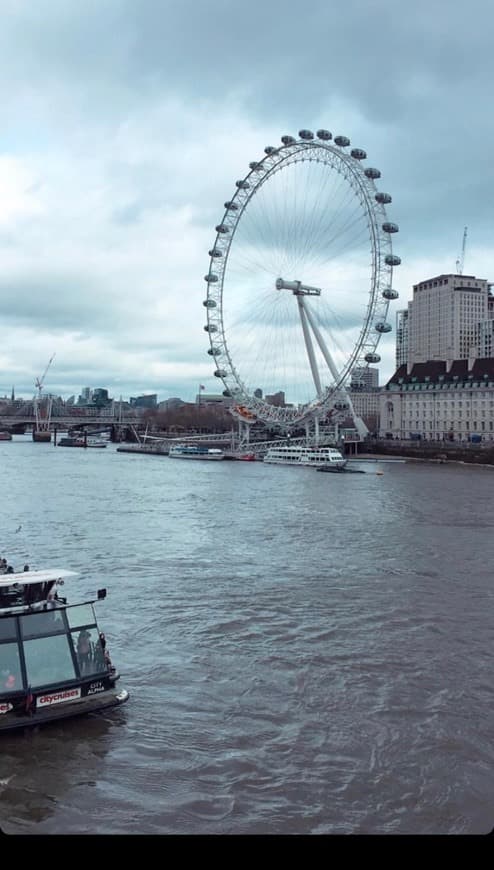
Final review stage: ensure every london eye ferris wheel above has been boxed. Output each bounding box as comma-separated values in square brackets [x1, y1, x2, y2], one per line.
[203, 128, 400, 431]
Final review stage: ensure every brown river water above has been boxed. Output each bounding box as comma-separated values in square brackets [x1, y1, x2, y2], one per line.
[0, 439, 493, 835]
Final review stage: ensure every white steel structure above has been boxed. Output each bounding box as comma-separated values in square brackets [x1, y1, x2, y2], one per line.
[203, 128, 400, 435]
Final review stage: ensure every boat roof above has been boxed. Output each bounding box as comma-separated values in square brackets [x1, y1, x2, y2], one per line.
[0, 568, 78, 589]
[268, 445, 340, 451]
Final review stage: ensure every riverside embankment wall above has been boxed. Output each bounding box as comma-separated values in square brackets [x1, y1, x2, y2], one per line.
[356, 442, 494, 466]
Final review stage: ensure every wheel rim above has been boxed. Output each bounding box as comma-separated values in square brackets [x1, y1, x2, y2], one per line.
[204, 133, 399, 427]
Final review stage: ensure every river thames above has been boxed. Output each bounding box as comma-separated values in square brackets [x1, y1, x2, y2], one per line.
[0, 437, 493, 835]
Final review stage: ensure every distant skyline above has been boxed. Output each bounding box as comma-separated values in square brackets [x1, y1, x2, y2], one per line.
[1, 0, 493, 401]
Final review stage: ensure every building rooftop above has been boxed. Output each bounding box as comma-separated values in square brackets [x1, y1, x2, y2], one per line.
[387, 358, 494, 387]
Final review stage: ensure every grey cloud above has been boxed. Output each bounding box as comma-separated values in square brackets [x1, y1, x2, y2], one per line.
[0, 275, 126, 333]
[0, 0, 493, 400]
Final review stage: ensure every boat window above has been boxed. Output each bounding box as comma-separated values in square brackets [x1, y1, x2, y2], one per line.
[23, 635, 77, 689]
[20, 609, 66, 639]
[66, 604, 96, 630]
[71, 629, 107, 677]
[0, 641, 23, 693]
[0, 617, 17, 642]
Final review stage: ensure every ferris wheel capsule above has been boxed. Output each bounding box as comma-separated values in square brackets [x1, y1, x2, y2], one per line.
[375, 321, 392, 333]
[382, 288, 399, 300]
[334, 135, 350, 146]
[298, 129, 314, 140]
[281, 135, 296, 145]
[351, 148, 367, 160]
[316, 129, 332, 140]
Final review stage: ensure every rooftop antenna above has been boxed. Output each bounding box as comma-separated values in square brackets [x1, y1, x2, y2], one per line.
[456, 226, 468, 275]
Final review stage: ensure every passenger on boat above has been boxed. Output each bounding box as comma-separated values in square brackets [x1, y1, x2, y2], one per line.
[2, 670, 17, 690]
[23, 564, 30, 572]
[6, 566, 13, 574]
[46, 580, 58, 606]
[0, 558, 7, 574]
[92, 632, 109, 670]
[77, 629, 92, 673]
[25, 583, 39, 606]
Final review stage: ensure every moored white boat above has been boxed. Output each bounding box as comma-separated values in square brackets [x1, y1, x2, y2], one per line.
[263, 445, 347, 468]
[169, 445, 225, 460]
[117, 442, 169, 455]
[58, 436, 107, 448]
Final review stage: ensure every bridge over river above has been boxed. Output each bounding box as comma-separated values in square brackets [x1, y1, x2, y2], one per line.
[0, 415, 360, 458]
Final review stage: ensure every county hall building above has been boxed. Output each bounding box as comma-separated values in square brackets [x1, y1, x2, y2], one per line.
[379, 273, 494, 442]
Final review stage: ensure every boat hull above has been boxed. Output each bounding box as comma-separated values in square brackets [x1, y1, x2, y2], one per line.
[169, 453, 224, 460]
[117, 445, 169, 455]
[33, 431, 51, 443]
[264, 458, 347, 468]
[0, 685, 129, 732]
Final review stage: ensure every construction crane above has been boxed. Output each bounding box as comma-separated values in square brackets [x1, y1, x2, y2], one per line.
[456, 227, 468, 275]
[33, 353, 56, 440]
[35, 353, 56, 398]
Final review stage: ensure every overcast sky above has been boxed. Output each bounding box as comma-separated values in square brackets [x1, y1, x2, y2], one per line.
[1, 0, 493, 402]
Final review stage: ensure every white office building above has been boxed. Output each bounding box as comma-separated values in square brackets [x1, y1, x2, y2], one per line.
[395, 310, 409, 367]
[406, 274, 490, 365]
[351, 366, 379, 390]
[478, 321, 494, 358]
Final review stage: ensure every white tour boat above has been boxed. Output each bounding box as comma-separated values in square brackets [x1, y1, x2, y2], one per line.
[263, 445, 347, 468]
